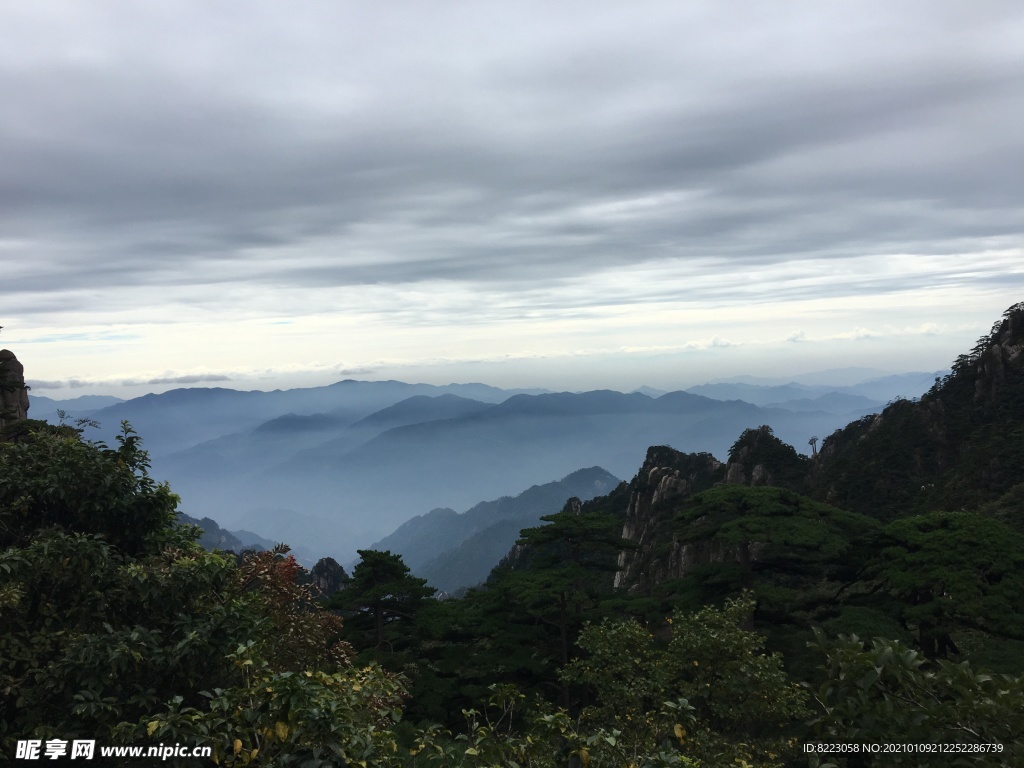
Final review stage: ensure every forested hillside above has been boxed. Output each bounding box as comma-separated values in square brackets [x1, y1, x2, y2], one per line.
[811, 303, 1024, 518]
[2, 303, 1023, 766]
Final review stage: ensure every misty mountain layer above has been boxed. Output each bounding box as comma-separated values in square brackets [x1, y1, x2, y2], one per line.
[44, 372, 939, 562]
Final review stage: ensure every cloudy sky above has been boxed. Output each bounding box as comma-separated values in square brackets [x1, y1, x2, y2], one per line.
[2, 1, 1022, 398]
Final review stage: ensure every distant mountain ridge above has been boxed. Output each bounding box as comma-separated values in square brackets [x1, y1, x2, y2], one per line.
[351, 394, 494, 430]
[685, 370, 945, 410]
[26, 394, 125, 424]
[82, 380, 549, 456]
[227, 386, 854, 559]
[715, 366, 891, 386]
[763, 392, 880, 414]
[155, 387, 935, 560]
[25, 370, 945, 563]
[371, 466, 621, 593]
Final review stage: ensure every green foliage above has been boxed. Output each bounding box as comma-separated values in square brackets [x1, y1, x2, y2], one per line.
[0, 425, 241, 746]
[728, 425, 811, 492]
[0, 424, 405, 764]
[979, 482, 1024, 533]
[331, 549, 434, 652]
[809, 631, 1024, 767]
[562, 595, 807, 768]
[623, 486, 879, 675]
[860, 512, 1024, 661]
[502, 500, 632, 682]
[0, 422, 179, 555]
[390, 498, 637, 726]
[408, 684, 697, 768]
[408, 569, 565, 723]
[120, 651, 405, 767]
[516, 498, 630, 571]
[0, 417, 79, 444]
[671, 486, 876, 556]
[813, 401, 938, 520]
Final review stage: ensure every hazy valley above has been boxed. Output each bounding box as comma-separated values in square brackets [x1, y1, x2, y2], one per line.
[34, 368, 941, 572]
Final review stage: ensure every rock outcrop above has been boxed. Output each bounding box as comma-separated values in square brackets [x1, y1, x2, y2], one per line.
[723, 425, 809, 491]
[613, 445, 724, 590]
[972, 302, 1024, 402]
[0, 349, 30, 428]
[613, 434, 822, 593]
[310, 557, 349, 597]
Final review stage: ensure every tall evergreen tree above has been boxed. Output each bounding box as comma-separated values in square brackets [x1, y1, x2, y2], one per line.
[331, 549, 433, 651]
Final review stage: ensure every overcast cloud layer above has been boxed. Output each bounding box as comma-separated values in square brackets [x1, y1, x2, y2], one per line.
[2, 1, 1022, 396]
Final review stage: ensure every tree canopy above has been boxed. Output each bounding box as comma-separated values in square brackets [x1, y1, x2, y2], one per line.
[0, 424, 403, 766]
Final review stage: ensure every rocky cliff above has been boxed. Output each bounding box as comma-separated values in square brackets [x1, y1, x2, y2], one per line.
[612, 446, 724, 590]
[310, 557, 349, 597]
[0, 349, 30, 428]
[611, 425, 821, 592]
[602, 444, 876, 608]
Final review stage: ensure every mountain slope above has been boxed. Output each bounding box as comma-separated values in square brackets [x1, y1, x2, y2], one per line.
[812, 302, 1024, 519]
[472, 303, 1024, 681]
[177, 512, 277, 553]
[416, 519, 528, 594]
[371, 467, 620, 592]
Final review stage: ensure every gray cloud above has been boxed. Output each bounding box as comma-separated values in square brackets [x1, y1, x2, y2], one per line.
[27, 379, 92, 390]
[122, 374, 233, 386]
[1, 1, 1022, 316]
[28, 374, 232, 389]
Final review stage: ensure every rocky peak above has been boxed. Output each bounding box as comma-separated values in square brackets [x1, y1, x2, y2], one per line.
[723, 425, 809, 491]
[0, 349, 30, 428]
[613, 445, 724, 589]
[969, 302, 1024, 402]
[310, 557, 349, 597]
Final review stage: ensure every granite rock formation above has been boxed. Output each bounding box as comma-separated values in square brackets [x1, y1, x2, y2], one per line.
[0, 349, 30, 428]
[612, 445, 725, 590]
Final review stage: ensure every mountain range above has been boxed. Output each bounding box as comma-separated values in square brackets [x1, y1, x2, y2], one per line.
[29, 370, 944, 563]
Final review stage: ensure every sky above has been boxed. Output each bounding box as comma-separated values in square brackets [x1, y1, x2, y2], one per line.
[1, 1, 1022, 399]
